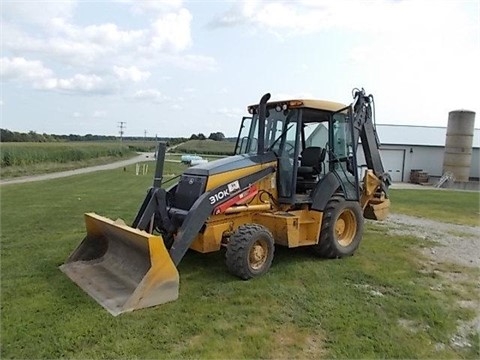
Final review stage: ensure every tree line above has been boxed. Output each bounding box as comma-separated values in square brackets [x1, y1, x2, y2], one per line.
[0, 129, 186, 145]
[189, 132, 225, 141]
[0, 128, 236, 144]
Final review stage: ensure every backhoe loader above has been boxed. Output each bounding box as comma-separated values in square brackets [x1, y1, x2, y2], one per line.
[60, 88, 391, 315]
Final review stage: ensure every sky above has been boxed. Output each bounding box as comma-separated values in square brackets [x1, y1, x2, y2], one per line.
[1, 0, 479, 137]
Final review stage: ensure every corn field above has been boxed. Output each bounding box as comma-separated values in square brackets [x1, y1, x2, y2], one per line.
[0, 142, 133, 167]
[173, 139, 235, 155]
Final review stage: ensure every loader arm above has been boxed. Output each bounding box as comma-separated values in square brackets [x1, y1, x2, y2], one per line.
[169, 166, 275, 265]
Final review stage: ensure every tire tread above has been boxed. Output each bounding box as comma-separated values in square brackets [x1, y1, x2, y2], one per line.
[225, 224, 274, 280]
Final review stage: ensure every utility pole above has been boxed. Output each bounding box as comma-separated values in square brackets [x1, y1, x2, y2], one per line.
[144, 129, 147, 141]
[118, 121, 126, 141]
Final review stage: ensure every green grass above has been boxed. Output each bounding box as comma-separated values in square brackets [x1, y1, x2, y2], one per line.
[1, 168, 479, 358]
[172, 139, 235, 155]
[390, 189, 480, 226]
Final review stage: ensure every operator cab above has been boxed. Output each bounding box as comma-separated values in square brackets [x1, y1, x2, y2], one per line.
[235, 99, 359, 205]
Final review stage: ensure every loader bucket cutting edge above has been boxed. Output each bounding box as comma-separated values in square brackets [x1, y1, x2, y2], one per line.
[59, 213, 179, 316]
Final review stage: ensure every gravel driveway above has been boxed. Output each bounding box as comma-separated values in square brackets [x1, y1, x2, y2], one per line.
[373, 213, 480, 350]
[383, 213, 480, 268]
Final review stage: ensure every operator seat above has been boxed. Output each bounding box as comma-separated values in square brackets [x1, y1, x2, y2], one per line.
[297, 146, 326, 192]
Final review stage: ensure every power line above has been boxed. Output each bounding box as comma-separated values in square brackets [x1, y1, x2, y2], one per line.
[118, 121, 126, 141]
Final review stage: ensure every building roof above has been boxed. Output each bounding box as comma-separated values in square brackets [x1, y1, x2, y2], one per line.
[376, 124, 480, 148]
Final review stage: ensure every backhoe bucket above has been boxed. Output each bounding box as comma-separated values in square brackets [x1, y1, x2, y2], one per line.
[60, 213, 179, 316]
[364, 198, 391, 221]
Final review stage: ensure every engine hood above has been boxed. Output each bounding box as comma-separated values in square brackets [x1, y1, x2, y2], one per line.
[184, 152, 277, 177]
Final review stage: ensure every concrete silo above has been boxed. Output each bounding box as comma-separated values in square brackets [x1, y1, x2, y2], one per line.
[442, 110, 476, 182]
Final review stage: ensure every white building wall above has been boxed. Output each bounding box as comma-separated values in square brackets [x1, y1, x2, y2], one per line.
[356, 145, 479, 182]
[402, 146, 444, 179]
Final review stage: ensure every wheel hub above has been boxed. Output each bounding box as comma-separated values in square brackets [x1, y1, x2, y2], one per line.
[249, 240, 267, 270]
[335, 209, 357, 247]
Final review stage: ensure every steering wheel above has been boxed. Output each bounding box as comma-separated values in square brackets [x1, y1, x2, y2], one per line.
[270, 142, 295, 158]
[283, 142, 295, 157]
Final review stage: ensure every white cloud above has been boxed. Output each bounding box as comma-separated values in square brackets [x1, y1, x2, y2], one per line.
[209, 0, 476, 39]
[164, 54, 217, 71]
[93, 110, 107, 118]
[209, 1, 479, 125]
[39, 74, 111, 94]
[209, 0, 328, 32]
[1, 3, 212, 78]
[130, 0, 183, 15]
[1, 57, 113, 94]
[1, 57, 54, 82]
[147, 9, 193, 52]
[133, 89, 169, 103]
[113, 66, 150, 82]
[214, 107, 245, 119]
[4, 18, 146, 66]
[1, 1, 76, 26]
[73, 112, 82, 118]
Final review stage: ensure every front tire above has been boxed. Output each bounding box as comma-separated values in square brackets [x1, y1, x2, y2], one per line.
[225, 224, 275, 280]
[312, 196, 364, 258]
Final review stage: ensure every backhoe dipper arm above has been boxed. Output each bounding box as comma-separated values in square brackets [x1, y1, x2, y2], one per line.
[351, 89, 391, 191]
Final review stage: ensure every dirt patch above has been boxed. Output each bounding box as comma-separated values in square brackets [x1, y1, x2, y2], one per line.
[272, 325, 327, 359]
[398, 318, 430, 334]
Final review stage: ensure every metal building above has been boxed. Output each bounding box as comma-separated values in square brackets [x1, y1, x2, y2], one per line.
[356, 124, 480, 183]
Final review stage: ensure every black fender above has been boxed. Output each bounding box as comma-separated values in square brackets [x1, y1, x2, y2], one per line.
[311, 172, 342, 211]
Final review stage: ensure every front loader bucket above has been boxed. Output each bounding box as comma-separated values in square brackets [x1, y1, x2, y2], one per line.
[60, 213, 179, 316]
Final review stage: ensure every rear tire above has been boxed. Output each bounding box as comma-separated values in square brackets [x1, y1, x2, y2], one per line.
[225, 224, 275, 280]
[312, 196, 364, 258]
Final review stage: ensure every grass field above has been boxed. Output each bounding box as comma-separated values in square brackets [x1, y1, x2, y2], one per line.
[389, 189, 480, 226]
[0, 141, 159, 179]
[172, 139, 235, 155]
[1, 165, 479, 358]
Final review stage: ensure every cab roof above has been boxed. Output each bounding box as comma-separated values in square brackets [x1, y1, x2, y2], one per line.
[248, 99, 348, 113]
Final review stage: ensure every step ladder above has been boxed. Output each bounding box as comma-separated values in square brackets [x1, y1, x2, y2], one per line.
[435, 171, 455, 188]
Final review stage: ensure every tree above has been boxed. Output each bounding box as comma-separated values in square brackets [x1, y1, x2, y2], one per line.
[208, 132, 225, 141]
[190, 134, 199, 140]
[197, 133, 206, 140]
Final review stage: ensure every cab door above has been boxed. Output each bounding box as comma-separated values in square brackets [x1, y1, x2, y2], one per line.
[234, 116, 253, 155]
[267, 112, 300, 202]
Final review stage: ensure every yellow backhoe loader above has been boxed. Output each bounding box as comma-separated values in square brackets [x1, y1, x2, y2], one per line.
[60, 88, 391, 316]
